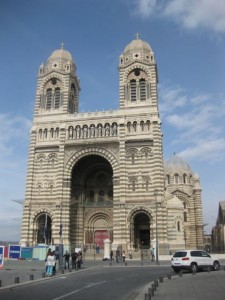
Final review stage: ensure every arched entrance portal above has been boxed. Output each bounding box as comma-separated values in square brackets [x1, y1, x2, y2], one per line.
[70, 155, 113, 249]
[133, 212, 151, 249]
[35, 214, 52, 245]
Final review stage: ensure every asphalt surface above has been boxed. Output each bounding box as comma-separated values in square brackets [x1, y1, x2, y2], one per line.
[136, 269, 225, 300]
[0, 259, 225, 299]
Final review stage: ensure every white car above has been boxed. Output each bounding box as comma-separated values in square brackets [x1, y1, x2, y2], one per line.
[171, 250, 220, 273]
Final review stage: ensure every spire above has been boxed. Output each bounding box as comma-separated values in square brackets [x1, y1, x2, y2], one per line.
[135, 32, 140, 40]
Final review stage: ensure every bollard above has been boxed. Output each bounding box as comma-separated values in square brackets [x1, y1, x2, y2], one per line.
[61, 269, 64, 274]
[192, 268, 196, 275]
[42, 272, 45, 278]
[151, 283, 156, 291]
[0, 280, 2, 287]
[109, 262, 112, 266]
[29, 274, 34, 280]
[148, 287, 154, 297]
[159, 277, 163, 283]
[145, 293, 151, 300]
[207, 267, 211, 272]
[223, 266, 225, 271]
[167, 273, 171, 279]
[125, 262, 127, 266]
[179, 270, 183, 277]
[15, 277, 20, 284]
[154, 279, 159, 287]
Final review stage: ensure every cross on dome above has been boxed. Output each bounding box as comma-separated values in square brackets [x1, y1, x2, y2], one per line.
[60, 42, 65, 50]
[135, 33, 140, 40]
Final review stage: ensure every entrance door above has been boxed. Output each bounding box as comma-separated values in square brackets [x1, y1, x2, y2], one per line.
[140, 229, 150, 249]
[94, 230, 109, 248]
[133, 213, 150, 249]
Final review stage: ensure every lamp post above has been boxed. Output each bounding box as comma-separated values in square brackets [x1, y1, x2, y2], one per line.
[154, 189, 159, 265]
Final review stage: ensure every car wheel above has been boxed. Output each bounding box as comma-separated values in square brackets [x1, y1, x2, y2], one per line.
[190, 263, 198, 273]
[213, 261, 220, 271]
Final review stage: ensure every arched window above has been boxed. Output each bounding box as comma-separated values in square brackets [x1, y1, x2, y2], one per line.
[44, 129, 48, 139]
[54, 87, 61, 109]
[68, 126, 74, 139]
[36, 214, 52, 244]
[139, 79, 146, 101]
[130, 80, 137, 102]
[55, 127, 59, 138]
[166, 174, 170, 185]
[140, 121, 145, 131]
[89, 191, 94, 202]
[177, 221, 181, 232]
[46, 88, 52, 109]
[174, 174, 179, 184]
[183, 174, 187, 184]
[133, 121, 137, 132]
[99, 191, 104, 202]
[50, 128, 54, 139]
[39, 129, 43, 140]
[127, 122, 131, 133]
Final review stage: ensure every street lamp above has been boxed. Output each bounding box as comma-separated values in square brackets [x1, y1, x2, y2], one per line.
[154, 189, 159, 265]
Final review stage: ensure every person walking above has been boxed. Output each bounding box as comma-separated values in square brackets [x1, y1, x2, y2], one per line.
[46, 251, 56, 276]
[129, 250, 132, 259]
[150, 247, 155, 261]
[77, 252, 83, 269]
[71, 252, 77, 269]
[122, 250, 126, 263]
[116, 249, 120, 263]
[110, 250, 114, 261]
[63, 250, 70, 269]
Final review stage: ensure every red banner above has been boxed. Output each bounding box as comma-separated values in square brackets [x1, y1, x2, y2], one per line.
[94, 230, 109, 248]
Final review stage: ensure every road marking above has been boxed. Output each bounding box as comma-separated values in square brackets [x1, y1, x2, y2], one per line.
[116, 274, 138, 280]
[52, 281, 106, 299]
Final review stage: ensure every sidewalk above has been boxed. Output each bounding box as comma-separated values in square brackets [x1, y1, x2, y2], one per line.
[135, 269, 225, 300]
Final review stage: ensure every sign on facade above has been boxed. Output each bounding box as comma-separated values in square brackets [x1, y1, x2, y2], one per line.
[8, 245, 21, 259]
[0, 246, 4, 268]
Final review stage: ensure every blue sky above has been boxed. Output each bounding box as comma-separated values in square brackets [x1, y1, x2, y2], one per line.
[0, 0, 225, 241]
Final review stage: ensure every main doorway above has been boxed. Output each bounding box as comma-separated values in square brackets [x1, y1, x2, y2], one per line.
[133, 212, 150, 249]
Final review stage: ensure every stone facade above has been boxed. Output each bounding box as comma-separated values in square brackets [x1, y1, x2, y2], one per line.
[21, 37, 204, 254]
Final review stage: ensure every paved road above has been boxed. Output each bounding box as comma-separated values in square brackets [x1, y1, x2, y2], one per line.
[0, 260, 171, 300]
[1, 259, 225, 299]
[136, 269, 225, 300]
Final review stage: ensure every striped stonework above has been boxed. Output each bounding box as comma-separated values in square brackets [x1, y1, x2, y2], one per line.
[21, 38, 203, 254]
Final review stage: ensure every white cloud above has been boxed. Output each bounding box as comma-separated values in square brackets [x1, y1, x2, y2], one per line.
[132, 0, 158, 18]
[179, 138, 225, 162]
[160, 84, 225, 161]
[132, 0, 225, 33]
[0, 113, 31, 161]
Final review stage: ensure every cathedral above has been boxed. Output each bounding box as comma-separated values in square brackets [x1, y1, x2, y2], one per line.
[21, 36, 204, 254]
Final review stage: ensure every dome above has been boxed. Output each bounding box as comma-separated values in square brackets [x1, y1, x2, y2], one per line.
[43, 43, 76, 75]
[124, 38, 152, 54]
[164, 155, 191, 173]
[167, 195, 183, 209]
[47, 48, 73, 62]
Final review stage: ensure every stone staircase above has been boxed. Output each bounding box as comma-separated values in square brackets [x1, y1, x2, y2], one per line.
[83, 248, 150, 260]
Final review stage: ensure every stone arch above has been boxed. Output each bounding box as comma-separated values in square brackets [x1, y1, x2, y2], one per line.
[127, 206, 153, 249]
[32, 209, 54, 245]
[84, 209, 113, 227]
[84, 209, 113, 247]
[124, 65, 152, 82]
[65, 147, 119, 178]
[40, 74, 65, 91]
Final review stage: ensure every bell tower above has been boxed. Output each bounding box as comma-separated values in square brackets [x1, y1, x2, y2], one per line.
[34, 43, 80, 117]
[118, 34, 158, 110]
